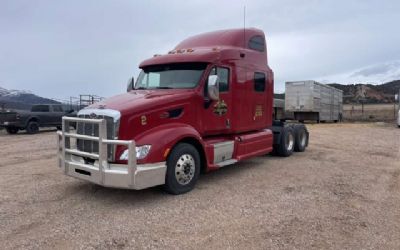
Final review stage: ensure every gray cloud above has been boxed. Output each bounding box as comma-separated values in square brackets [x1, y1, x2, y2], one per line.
[0, 0, 399, 99]
[351, 61, 400, 77]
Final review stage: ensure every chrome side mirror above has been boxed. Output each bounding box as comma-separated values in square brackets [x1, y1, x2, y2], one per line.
[127, 77, 135, 92]
[207, 75, 219, 101]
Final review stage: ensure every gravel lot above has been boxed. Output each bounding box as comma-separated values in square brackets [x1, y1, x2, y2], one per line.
[1, 123, 400, 249]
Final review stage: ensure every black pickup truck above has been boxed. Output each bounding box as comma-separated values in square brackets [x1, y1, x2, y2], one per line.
[0, 104, 76, 134]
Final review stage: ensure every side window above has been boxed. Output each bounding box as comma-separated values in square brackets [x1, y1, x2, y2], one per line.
[53, 105, 63, 112]
[32, 105, 49, 112]
[209, 67, 229, 92]
[254, 72, 266, 92]
[248, 36, 265, 52]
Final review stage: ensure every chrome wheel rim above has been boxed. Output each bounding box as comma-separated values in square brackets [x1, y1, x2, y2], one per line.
[286, 133, 294, 151]
[175, 154, 195, 185]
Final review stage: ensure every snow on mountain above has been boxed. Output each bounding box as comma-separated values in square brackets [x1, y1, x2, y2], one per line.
[0, 86, 32, 97]
[318, 60, 400, 85]
[0, 86, 59, 110]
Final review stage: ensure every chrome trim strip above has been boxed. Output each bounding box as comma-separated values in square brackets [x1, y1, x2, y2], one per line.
[77, 108, 121, 122]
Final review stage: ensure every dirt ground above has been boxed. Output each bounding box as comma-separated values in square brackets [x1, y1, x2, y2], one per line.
[1, 123, 400, 250]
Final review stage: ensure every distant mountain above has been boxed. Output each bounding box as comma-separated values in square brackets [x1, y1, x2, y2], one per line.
[328, 80, 400, 104]
[0, 86, 60, 110]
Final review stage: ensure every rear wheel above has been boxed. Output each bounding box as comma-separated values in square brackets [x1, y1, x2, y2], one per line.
[26, 121, 39, 134]
[276, 127, 295, 157]
[164, 143, 200, 195]
[294, 125, 308, 152]
[6, 127, 19, 134]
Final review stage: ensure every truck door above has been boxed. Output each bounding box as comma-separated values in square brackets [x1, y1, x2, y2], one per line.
[31, 105, 52, 126]
[251, 71, 269, 128]
[51, 105, 65, 125]
[202, 66, 232, 135]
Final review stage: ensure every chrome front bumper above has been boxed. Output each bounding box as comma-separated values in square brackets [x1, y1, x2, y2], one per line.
[57, 116, 166, 189]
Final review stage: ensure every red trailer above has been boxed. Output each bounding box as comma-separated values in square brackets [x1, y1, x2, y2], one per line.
[57, 28, 309, 194]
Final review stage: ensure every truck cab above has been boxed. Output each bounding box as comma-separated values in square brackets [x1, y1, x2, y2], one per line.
[57, 28, 308, 194]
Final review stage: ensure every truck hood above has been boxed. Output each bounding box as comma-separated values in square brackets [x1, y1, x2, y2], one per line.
[88, 89, 195, 116]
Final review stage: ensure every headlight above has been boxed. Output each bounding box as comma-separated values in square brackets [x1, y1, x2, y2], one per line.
[119, 145, 151, 160]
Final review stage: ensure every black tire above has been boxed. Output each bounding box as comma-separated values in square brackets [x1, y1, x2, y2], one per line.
[26, 121, 39, 134]
[6, 127, 19, 134]
[276, 126, 295, 157]
[164, 143, 201, 195]
[294, 125, 308, 152]
[56, 126, 62, 130]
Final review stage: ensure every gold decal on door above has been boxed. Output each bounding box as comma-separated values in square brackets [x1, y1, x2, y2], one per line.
[255, 105, 263, 117]
[213, 100, 228, 116]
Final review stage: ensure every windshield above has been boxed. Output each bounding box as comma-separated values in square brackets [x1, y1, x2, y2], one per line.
[136, 63, 207, 89]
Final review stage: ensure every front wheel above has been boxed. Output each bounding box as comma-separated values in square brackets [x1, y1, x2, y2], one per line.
[164, 143, 200, 195]
[26, 121, 39, 134]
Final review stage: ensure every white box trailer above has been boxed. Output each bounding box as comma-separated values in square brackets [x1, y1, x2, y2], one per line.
[285, 80, 343, 122]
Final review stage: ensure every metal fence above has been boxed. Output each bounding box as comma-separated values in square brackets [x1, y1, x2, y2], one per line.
[343, 103, 399, 121]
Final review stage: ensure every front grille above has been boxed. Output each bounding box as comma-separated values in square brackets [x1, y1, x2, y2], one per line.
[76, 114, 117, 161]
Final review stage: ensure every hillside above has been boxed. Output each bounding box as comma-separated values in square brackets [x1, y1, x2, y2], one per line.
[0, 86, 59, 110]
[329, 80, 400, 104]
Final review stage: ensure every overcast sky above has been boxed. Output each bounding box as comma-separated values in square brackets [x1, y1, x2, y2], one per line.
[1, 0, 400, 101]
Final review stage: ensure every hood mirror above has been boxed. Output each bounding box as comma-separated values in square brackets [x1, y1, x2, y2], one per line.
[207, 75, 219, 101]
[127, 77, 135, 92]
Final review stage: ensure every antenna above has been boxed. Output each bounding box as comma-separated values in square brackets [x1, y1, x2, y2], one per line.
[243, 6, 246, 48]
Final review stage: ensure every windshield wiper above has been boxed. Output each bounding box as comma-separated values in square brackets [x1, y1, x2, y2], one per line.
[136, 87, 147, 90]
[154, 86, 173, 89]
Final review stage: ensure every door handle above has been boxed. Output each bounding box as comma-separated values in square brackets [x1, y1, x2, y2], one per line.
[226, 119, 230, 128]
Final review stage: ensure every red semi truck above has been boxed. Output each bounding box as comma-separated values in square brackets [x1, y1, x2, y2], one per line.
[57, 28, 309, 194]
